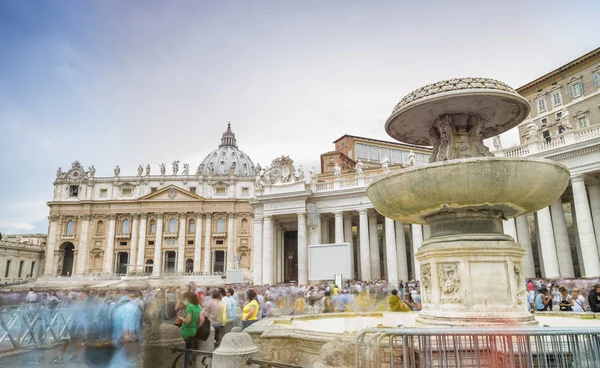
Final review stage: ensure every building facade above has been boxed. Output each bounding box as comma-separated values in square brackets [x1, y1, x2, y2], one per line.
[45, 124, 256, 277]
[0, 234, 45, 284]
[495, 47, 600, 278]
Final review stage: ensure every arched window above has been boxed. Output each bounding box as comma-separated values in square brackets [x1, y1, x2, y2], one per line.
[216, 218, 225, 233]
[241, 218, 248, 233]
[168, 218, 177, 233]
[186, 259, 194, 273]
[121, 219, 130, 234]
[149, 220, 156, 235]
[96, 220, 104, 235]
[188, 220, 195, 234]
[66, 220, 75, 235]
[92, 254, 102, 269]
[145, 260, 154, 274]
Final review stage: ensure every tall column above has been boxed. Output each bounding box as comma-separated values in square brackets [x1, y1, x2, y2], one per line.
[368, 213, 380, 279]
[152, 213, 164, 276]
[395, 221, 409, 282]
[503, 219, 518, 241]
[276, 226, 282, 282]
[75, 215, 91, 275]
[253, 217, 263, 284]
[358, 210, 371, 281]
[44, 215, 60, 276]
[411, 224, 423, 280]
[321, 217, 330, 243]
[203, 214, 212, 273]
[588, 184, 600, 253]
[193, 213, 203, 273]
[227, 213, 236, 270]
[176, 213, 186, 272]
[343, 215, 354, 279]
[571, 175, 600, 276]
[297, 213, 308, 285]
[384, 218, 398, 284]
[137, 213, 148, 273]
[550, 198, 574, 277]
[334, 212, 344, 244]
[571, 200, 584, 276]
[536, 207, 560, 278]
[103, 214, 117, 274]
[129, 214, 139, 275]
[515, 216, 536, 278]
[262, 216, 274, 285]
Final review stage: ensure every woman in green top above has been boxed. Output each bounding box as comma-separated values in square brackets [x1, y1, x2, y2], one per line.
[178, 291, 203, 368]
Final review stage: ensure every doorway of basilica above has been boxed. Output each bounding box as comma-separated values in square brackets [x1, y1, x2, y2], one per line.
[60, 243, 74, 276]
[284, 231, 298, 283]
[165, 251, 176, 273]
[212, 250, 225, 273]
[116, 252, 128, 274]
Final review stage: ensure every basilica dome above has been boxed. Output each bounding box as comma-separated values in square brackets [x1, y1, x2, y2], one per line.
[198, 123, 256, 177]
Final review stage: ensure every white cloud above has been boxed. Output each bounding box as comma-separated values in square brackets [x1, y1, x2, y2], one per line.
[0, 222, 36, 232]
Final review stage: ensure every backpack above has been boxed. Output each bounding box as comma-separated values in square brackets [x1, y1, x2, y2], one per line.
[195, 317, 211, 341]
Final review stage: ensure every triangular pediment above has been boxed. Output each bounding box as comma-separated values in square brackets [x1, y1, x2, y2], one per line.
[139, 185, 205, 201]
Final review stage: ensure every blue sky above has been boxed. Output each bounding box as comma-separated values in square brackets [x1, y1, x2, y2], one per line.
[1, 0, 598, 234]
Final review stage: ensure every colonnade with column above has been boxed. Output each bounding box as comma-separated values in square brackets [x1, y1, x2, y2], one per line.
[501, 174, 600, 279]
[45, 211, 251, 277]
[253, 208, 430, 285]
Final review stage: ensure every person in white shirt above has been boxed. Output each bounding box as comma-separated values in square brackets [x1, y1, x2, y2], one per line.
[25, 289, 38, 303]
[571, 288, 586, 312]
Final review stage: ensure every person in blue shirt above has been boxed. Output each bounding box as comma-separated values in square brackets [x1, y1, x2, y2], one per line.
[535, 288, 553, 311]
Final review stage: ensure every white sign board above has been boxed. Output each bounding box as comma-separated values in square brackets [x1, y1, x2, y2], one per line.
[308, 243, 351, 281]
[226, 270, 244, 284]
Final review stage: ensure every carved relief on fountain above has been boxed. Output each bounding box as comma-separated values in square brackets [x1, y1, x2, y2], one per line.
[421, 264, 432, 304]
[429, 114, 494, 162]
[438, 263, 460, 303]
[514, 264, 526, 307]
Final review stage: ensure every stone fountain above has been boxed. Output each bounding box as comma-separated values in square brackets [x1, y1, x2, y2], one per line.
[367, 77, 570, 327]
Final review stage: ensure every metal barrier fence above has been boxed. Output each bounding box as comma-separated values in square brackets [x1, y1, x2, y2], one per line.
[0, 304, 87, 351]
[356, 326, 600, 368]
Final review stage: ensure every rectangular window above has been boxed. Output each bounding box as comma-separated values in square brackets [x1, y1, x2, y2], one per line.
[119, 241, 128, 246]
[594, 72, 600, 87]
[552, 91, 562, 106]
[150, 187, 157, 193]
[5, 260, 11, 278]
[30, 262, 35, 277]
[121, 188, 132, 196]
[537, 98, 547, 113]
[189, 187, 196, 194]
[391, 149, 402, 163]
[18, 261, 24, 278]
[541, 118, 548, 126]
[69, 185, 79, 197]
[148, 240, 155, 246]
[355, 144, 368, 159]
[215, 187, 226, 196]
[99, 188, 107, 197]
[187, 240, 194, 246]
[379, 147, 391, 162]
[216, 240, 224, 245]
[578, 116, 588, 129]
[368, 145, 379, 161]
[542, 130, 551, 143]
[555, 112, 562, 119]
[241, 187, 249, 196]
[569, 80, 584, 98]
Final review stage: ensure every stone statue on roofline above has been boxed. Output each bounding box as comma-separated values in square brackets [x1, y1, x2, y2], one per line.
[355, 159, 365, 177]
[88, 165, 96, 178]
[493, 135, 502, 151]
[137, 165, 143, 176]
[145, 164, 151, 176]
[408, 151, 416, 167]
[172, 160, 180, 175]
[380, 156, 390, 173]
[159, 163, 166, 175]
[114, 165, 120, 177]
[333, 163, 341, 179]
[182, 163, 189, 176]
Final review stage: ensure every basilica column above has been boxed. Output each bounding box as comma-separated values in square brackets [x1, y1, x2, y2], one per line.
[343, 214, 354, 278]
[395, 221, 409, 282]
[411, 224, 423, 280]
[298, 213, 308, 285]
[358, 210, 371, 281]
[384, 218, 398, 284]
[334, 212, 344, 244]
[588, 184, 600, 253]
[203, 214, 212, 273]
[571, 175, 600, 276]
[515, 216, 536, 278]
[153, 213, 164, 276]
[536, 207, 560, 278]
[193, 213, 203, 273]
[503, 219, 518, 241]
[262, 216, 274, 285]
[129, 214, 139, 275]
[276, 225, 282, 282]
[44, 215, 60, 276]
[253, 217, 263, 284]
[321, 217, 330, 244]
[103, 214, 117, 274]
[226, 213, 236, 271]
[137, 213, 148, 273]
[550, 198, 574, 277]
[176, 213, 186, 272]
[75, 215, 91, 276]
[368, 213, 380, 279]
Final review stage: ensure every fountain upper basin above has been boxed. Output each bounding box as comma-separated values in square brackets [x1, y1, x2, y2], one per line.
[366, 157, 569, 225]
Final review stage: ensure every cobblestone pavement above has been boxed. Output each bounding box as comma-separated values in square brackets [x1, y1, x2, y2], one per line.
[0, 342, 140, 368]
